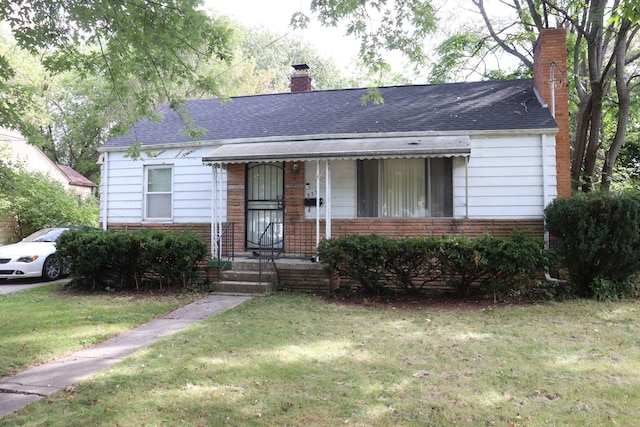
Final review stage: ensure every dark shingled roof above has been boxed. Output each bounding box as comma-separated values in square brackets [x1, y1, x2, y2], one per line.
[103, 78, 557, 149]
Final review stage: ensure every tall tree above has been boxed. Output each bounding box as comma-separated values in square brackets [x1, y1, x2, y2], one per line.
[470, 0, 640, 191]
[304, 0, 640, 192]
[0, 0, 233, 135]
[4, 15, 355, 181]
[218, 24, 352, 95]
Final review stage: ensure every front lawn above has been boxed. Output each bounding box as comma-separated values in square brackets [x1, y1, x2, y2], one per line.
[2, 292, 639, 426]
[0, 282, 200, 377]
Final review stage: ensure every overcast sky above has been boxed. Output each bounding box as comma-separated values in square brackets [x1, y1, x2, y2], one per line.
[204, 0, 361, 72]
[203, 0, 513, 80]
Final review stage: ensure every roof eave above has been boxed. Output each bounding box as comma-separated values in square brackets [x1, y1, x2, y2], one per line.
[98, 128, 559, 153]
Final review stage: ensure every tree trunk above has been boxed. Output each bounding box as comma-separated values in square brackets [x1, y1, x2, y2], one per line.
[581, 82, 604, 192]
[571, 95, 592, 190]
[601, 20, 632, 190]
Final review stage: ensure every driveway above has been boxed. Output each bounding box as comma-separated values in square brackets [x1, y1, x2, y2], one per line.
[0, 278, 65, 295]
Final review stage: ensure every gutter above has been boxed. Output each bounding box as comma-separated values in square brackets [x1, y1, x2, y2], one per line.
[98, 128, 559, 154]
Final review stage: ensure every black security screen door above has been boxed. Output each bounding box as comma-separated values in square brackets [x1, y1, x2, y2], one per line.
[246, 162, 284, 250]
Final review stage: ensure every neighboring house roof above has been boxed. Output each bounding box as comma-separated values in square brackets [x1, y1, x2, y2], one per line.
[1, 128, 70, 187]
[102, 78, 558, 149]
[57, 165, 97, 188]
[0, 127, 95, 192]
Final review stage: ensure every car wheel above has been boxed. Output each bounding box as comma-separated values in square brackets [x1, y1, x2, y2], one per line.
[42, 255, 62, 281]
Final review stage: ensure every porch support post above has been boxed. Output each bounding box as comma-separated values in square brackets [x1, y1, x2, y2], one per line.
[325, 160, 331, 240]
[465, 156, 469, 219]
[210, 164, 219, 258]
[217, 163, 223, 258]
[315, 160, 321, 249]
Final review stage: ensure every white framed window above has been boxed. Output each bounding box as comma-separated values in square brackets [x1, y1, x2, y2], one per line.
[144, 166, 173, 220]
[357, 158, 453, 218]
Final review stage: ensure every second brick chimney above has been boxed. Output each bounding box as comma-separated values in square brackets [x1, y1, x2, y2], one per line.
[533, 28, 570, 198]
[291, 64, 312, 93]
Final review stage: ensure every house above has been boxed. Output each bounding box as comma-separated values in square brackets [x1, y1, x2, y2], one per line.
[98, 28, 570, 291]
[57, 165, 98, 198]
[0, 128, 97, 244]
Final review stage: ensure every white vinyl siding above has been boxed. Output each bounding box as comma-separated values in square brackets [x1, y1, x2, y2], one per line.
[101, 146, 226, 224]
[101, 132, 557, 226]
[460, 134, 557, 219]
[304, 133, 557, 220]
[303, 160, 356, 219]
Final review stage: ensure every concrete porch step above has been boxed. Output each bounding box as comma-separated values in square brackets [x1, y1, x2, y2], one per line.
[220, 270, 277, 284]
[213, 280, 273, 294]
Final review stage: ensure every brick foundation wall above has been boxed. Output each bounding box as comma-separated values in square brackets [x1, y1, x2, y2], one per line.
[276, 261, 332, 292]
[329, 218, 544, 238]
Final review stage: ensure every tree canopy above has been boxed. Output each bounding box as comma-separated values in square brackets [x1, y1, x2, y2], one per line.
[293, 0, 438, 77]
[469, 0, 640, 191]
[305, 0, 640, 192]
[0, 0, 233, 136]
[0, 12, 360, 182]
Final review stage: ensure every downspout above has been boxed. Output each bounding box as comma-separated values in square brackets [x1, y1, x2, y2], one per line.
[101, 152, 109, 230]
[543, 64, 568, 284]
[217, 164, 223, 258]
[542, 134, 567, 284]
[325, 160, 332, 240]
[315, 160, 320, 259]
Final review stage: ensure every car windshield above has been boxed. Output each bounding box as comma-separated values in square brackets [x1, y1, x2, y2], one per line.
[22, 228, 68, 243]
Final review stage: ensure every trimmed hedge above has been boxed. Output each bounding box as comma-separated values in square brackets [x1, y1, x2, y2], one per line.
[56, 228, 208, 291]
[317, 231, 546, 297]
[545, 191, 640, 299]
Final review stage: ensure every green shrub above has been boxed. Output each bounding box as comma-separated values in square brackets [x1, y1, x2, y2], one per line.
[383, 237, 442, 294]
[57, 228, 208, 291]
[545, 191, 640, 299]
[482, 230, 547, 296]
[318, 232, 546, 298]
[56, 228, 114, 289]
[317, 234, 388, 294]
[139, 230, 208, 289]
[0, 164, 99, 241]
[437, 235, 489, 295]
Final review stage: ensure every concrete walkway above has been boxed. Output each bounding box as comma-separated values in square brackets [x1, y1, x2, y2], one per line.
[0, 294, 250, 419]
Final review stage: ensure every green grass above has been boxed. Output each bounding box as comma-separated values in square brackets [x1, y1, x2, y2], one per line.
[0, 282, 200, 377]
[2, 292, 640, 426]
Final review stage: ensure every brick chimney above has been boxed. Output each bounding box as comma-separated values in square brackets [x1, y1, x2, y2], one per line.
[291, 64, 312, 93]
[534, 28, 570, 198]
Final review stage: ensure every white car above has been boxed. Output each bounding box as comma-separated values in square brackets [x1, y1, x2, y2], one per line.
[0, 227, 72, 281]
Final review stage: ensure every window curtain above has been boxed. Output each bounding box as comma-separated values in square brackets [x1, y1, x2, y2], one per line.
[429, 158, 453, 217]
[357, 160, 378, 217]
[383, 159, 426, 218]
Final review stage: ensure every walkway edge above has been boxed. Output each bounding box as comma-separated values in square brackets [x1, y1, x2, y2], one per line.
[0, 294, 251, 419]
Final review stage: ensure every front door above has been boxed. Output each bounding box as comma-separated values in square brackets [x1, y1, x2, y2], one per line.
[246, 162, 284, 251]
